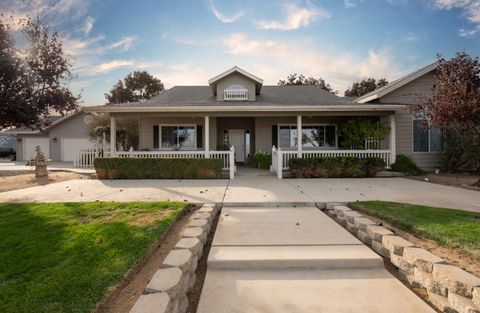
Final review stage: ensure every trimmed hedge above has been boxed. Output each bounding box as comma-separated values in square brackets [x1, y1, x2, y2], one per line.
[94, 158, 223, 179]
[391, 154, 424, 176]
[289, 157, 386, 178]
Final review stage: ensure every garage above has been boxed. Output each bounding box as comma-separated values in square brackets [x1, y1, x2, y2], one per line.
[61, 138, 95, 162]
[23, 137, 50, 160]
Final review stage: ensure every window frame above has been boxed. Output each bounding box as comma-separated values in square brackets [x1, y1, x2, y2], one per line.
[158, 124, 197, 150]
[277, 123, 338, 150]
[412, 118, 442, 153]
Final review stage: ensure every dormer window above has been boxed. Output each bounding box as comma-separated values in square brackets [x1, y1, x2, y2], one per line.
[224, 84, 248, 101]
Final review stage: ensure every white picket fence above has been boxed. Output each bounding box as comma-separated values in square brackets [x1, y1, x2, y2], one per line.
[271, 146, 391, 179]
[74, 147, 236, 179]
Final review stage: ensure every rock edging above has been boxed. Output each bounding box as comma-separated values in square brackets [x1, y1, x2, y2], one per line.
[326, 203, 480, 313]
[129, 203, 218, 313]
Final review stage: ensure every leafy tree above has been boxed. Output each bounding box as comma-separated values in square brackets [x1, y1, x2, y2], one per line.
[278, 74, 337, 94]
[105, 71, 164, 104]
[344, 77, 388, 97]
[0, 16, 79, 130]
[87, 115, 139, 151]
[338, 117, 390, 149]
[410, 53, 480, 182]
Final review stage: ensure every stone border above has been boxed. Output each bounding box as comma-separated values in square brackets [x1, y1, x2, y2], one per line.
[130, 203, 218, 313]
[325, 203, 480, 313]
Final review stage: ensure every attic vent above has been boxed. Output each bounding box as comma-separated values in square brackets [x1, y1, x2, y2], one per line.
[224, 84, 248, 101]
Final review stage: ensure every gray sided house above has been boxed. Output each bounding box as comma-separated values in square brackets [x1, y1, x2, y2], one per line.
[85, 65, 441, 178]
[15, 111, 97, 162]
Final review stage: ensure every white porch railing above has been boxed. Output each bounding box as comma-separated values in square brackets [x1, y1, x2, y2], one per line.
[224, 89, 248, 101]
[271, 146, 391, 179]
[74, 146, 236, 179]
[74, 147, 110, 168]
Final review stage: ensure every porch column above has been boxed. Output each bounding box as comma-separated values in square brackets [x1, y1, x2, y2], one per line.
[389, 114, 396, 166]
[110, 115, 116, 156]
[205, 116, 210, 158]
[297, 115, 302, 158]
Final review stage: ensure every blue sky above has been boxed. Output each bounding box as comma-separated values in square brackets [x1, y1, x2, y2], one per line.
[2, 0, 480, 106]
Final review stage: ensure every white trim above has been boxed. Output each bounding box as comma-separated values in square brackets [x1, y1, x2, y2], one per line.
[159, 124, 197, 150]
[208, 66, 263, 85]
[277, 123, 339, 149]
[84, 104, 406, 113]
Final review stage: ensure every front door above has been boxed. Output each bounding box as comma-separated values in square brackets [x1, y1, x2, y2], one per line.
[229, 129, 245, 163]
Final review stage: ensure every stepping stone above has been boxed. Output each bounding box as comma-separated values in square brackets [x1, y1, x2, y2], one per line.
[162, 249, 193, 272]
[403, 247, 445, 273]
[145, 268, 186, 299]
[130, 293, 171, 313]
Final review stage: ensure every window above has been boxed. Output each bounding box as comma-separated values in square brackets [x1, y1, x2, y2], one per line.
[278, 124, 337, 148]
[413, 119, 442, 152]
[160, 125, 196, 148]
[224, 84, 248, 101]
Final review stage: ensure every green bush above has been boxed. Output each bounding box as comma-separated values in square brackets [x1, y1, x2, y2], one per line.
[391, 154, 424, 176]
[289, 157, 385, 178]
[94, 158, 223, 179]
[250, 151, 272, 169]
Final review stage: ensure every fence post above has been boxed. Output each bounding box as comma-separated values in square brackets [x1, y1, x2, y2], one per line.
[229, 146, 235, 179]
[277, 147, 283, 179]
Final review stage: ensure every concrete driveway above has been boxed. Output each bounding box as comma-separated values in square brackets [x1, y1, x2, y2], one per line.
[0, 176, 479, 212]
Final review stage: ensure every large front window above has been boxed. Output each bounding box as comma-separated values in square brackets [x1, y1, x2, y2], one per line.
[161, 125, 196, 148]
[413, 119, 441, 152]
[279, 125, 337, 148]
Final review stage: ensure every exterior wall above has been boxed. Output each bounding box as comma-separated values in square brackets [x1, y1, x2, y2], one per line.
[48, 112, 93, 161]
[380, 72, 434, 105]
[216, 73, 256, 101]
[16, 134, 49, 161]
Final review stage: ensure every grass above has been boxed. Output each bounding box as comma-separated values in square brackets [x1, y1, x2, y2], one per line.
[350, 201, 480, 261]
[0, 201, 185, 313]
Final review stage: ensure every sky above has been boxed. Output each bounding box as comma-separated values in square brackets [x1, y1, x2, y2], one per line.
[2, 0, 480, 106]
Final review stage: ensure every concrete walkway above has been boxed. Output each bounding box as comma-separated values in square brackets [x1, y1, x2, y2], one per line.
[197, 206, 435, 312]
[0, 175, 479, 211]
[0, 161, 95, 174]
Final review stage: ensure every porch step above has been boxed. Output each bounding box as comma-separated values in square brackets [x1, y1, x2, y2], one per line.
[208, 245, 384, 270]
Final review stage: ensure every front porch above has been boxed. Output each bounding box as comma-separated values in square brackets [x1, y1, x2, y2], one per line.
[76, 112, 397, 179]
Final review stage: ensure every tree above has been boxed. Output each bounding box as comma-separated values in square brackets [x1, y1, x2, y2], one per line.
[87, 115, 139, 151]
[410, 53, 480, 182]
[0, 16, 79, 129]
[278, 74, 337, 94]
[105, 70, 164, 104]
[344, 77, 388, 97]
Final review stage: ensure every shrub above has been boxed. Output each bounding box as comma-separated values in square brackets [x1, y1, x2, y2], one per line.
[391, 154, 424, 176]
[250, 151, 271, 169]
[289, 157, 385, 178]
[94, 158, 223, 179]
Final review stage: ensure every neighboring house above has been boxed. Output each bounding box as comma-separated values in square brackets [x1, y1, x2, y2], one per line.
[15, 111, 97, 161]
[84, 64, 440, 177]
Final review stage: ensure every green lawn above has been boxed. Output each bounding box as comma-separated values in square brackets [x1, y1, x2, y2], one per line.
[350, 201, 480, 261]
[0, 202, 185, 313]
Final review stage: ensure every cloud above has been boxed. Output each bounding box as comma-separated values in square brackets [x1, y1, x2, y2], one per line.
[403, 32, 419, 42]
[459, 25, 480, 36]
[82, 16, 94, 34]
[94, 60, 135, 73]
[255, 3, 329, 30]
[223, 33, 402, 93]
[206, 0, 244, 23]
[155, 64, 210, 87]
[431, 0, 480, 23]
[344, 0, 363, 8]
[108, 36, 136, 51]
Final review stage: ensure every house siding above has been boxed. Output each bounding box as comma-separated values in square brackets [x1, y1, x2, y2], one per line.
[380, 72, 434, 105]
[216, 73, 256, 101]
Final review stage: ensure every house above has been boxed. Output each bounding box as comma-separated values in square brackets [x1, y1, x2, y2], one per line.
[15, 111, 97, 162]
[84, 64, 440, 178]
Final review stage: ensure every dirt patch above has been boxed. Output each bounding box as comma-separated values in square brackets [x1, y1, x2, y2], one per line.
[0, 171, 95, 193]
[359, 211, 480, 278]
[93, 204, 199, 313]
[128, 211, 172, 227]
[407, 172, 480, 191]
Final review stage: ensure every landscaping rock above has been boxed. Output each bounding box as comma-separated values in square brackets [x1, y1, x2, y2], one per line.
[199, 207, 215, 214]
[178, 295, 189, 313]
[382, 236, 414, 256]
[175, 237, 203, 258]
[433, 264, 480, 298]
[190, 255, 198, 273]
[473, 287, 480, 308]
[188, 272, 196, 291]
[403, 247, 445, 273]
[413, 267, 448, 296]
[353, 217, 376, 232]
[366, 225, 394, 243]
[333, 206, 352, 217]
[188, 218, 210, 232]
[162, 249, 193, 272]
[182, 227, 207, 244]
[390, 254, 413, 274]
[448, 293, 480, 313]
[336, 215, 348, 227]
[398, 268, 415, 285]
[193, 212, 212, 223]
[342, 211, 363, 224]
[428, 291, 452, 313]
[372, 240, 390, 258]
[357, 230, 372, 245]
[129, 293, 172, 313]
[345, 222, 358, 235]
[326, 202, 344, 210]
[145, 268, 186, 299]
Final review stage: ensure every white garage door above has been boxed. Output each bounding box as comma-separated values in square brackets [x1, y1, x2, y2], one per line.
[62, 138, 95, 162]
[23, 137, 49, 160]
